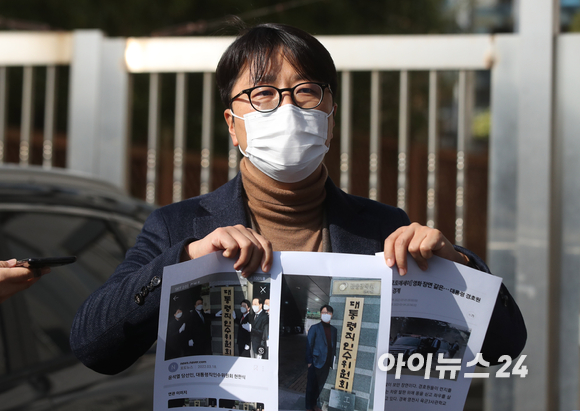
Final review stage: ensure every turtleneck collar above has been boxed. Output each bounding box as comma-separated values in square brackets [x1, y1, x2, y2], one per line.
[240, 157, 327, 251]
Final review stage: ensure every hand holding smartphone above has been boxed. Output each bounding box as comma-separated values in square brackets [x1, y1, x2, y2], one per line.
[15, 256, 77, 269]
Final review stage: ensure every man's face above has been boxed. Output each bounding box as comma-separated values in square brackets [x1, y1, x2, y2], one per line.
[321, 308, 332, 322]
[252, 298, 262, 311]
[224, 51, 336, 155]
[174, 309, 183, 320]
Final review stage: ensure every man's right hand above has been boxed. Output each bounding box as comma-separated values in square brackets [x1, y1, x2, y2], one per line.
[183, 225, 273, 278]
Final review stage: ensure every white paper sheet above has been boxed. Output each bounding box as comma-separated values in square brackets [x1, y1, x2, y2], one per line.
[155, 251, 283, 410]
[381, 253, 502, 411]
[153, 251, 502, 411]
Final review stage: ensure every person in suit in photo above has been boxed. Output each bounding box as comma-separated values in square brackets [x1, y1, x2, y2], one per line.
[166, 305, 194, 360]
[250, 297, 269, 359]
[262, 298, 270, 359]
[305, 305, 337, 411]
[189, 297, 213, 355]
[237, 299, 254, 357]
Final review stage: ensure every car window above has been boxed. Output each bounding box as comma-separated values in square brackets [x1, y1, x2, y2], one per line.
[0, 211, 141, 374]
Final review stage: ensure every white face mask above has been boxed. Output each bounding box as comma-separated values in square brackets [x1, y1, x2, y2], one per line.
[321, 313, 332, 323]
[196, 304, 204, 312]
[252, 305, 261, 313]
[232, 104, 332, 183]
[263, 304, 270, 310]
[175, 312, 183, 319]
[240, 306, 247, 314]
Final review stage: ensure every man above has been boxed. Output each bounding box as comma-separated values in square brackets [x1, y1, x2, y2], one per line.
[189, 298, 212, 355]
[237, 299, 253, 357]
[262, 298, 270, 359]
[305, 305, 337, 411]
[250, 297, 269, 358]
[166, 306, 192, 360]
[70, 23, 525, 376]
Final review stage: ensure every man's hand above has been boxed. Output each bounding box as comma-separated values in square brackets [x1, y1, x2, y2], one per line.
[183, 225, 273, 278]
[0, 259, 50, 304]
[384, 223, 469, 276]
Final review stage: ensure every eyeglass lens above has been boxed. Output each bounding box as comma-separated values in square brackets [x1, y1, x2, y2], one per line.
[249, 83, 324, 112]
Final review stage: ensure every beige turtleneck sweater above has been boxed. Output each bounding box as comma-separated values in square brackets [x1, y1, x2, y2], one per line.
[240, 158, 328, 252]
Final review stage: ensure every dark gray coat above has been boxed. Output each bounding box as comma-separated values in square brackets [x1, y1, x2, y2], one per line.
[70, 174, 526, 374]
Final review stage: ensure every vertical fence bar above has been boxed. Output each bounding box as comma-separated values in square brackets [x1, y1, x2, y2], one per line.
[397, 70, 410, 211]
[340, 71, 352, 193]
[67, 30, 103, 178]
[485, 35, 519, 411]
[0, 67, 7, 163]
[455, 70, 468, 246]
[514, 1, 558, 407]
[555, 34, 580, 411]
[98, 38, 130, 190]
[200, 72, 214, 195]
[369, 71, 382, 201]
[146, 73, 161, 205]
[20, 66, 34, 165]
[43, 66, 57, 169]
[426, 70, 439, 228]
[173, 72, 187, 203]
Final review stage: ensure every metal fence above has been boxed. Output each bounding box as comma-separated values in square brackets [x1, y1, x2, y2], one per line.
[1, 4, 580, 409]
[0, 32, 492, 246]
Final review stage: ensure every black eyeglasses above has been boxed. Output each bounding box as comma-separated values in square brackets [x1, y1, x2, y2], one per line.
[229, 82, 332, 113]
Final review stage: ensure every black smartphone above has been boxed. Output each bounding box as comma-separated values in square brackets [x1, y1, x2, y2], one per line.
[15, 256, 77, 269]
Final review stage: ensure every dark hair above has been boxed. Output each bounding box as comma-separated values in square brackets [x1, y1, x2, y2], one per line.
[216, 23, 337, 108]
[252, 297, 264, 305]
[240, 299, 251, 307]
[320, 304, 333, 314]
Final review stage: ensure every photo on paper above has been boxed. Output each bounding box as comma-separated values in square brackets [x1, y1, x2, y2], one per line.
[388, 317, 470, 380]
[155, 252, 282, 411]
[165, 275, 271, 361]
[278, 275, 382, 411]
[218, 399, 265, 410]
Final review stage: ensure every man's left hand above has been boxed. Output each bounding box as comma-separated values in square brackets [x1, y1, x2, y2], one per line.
[383, 223, 469, 276]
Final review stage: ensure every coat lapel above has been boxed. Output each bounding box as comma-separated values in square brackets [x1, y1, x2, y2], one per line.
[324, 177, 383, 255]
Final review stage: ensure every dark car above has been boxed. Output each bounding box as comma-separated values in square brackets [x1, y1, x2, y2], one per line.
[0, 165, 156, 411]
[389, 336, 425, 361]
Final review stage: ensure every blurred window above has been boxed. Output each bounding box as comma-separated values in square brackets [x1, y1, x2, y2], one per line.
[0, 211, 141, 375]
